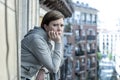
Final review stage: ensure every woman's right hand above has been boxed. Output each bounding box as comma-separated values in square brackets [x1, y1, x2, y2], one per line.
[48, 31, 61, 43]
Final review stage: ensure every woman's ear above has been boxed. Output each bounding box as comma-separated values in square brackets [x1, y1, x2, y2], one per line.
[44, 24, 48, 31]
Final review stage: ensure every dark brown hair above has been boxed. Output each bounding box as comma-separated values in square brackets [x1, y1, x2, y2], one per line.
[41, 10, 64, 30]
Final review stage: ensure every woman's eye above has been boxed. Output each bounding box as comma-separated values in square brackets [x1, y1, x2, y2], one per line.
[53, 24, 57, 26]
[53, 24, 64, 27]
[61, 24, 64, 27]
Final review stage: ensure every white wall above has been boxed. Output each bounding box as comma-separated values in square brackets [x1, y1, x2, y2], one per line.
[0, 0, 40, 80]
[0, 0, 18, 80]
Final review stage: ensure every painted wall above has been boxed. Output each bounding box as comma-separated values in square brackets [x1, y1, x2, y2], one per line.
[0, 0, 18, 80]
[0, 0, 40, 80]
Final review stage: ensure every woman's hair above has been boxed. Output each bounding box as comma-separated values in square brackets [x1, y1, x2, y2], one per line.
[41, 10, 64, 30]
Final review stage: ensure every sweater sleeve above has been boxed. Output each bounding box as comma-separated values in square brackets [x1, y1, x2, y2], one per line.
[30, 37, 63, 73]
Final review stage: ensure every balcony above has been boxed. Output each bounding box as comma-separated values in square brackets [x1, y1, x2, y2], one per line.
[87, 35, 96, 40]
[87, 35, 96, 43]
[75, 36, 86, 42]
[75, 51, 85, 56]
[87, 49, 96, 54]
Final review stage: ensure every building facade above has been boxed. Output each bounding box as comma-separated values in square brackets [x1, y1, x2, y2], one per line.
[97, 27, 120, 78]
[97, 28, 120, 56]
[63, 1, 98, 80]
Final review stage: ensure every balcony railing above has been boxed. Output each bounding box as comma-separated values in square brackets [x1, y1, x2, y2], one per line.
[87, 49, 96, 54]
[75, 36, 86, 41]
[75, 50, 85, 56]
[87, 35, 96, 40]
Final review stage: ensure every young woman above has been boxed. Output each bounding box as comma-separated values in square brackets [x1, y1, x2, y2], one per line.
[21, 10, 64, 80]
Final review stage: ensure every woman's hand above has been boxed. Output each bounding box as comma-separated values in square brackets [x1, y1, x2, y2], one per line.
[48, 31, 61, 43]
[36, 69, 45, 80]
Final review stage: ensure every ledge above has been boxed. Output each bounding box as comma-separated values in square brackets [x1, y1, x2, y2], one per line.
[40, 0, 74, 18]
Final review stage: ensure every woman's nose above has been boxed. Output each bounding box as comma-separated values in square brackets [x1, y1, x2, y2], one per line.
[57, 26, 61, 30]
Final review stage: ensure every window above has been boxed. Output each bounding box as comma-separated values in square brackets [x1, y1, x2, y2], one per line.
[92, 14, 97, 24]
[81, 13, 86, 23]
[86, 13, 91, 23]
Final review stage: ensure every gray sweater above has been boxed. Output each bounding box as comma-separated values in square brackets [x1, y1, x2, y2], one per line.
[21, 27, 63, 78]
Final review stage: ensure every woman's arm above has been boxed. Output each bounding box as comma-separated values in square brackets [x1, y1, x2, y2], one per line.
[30, 37, 63, 73]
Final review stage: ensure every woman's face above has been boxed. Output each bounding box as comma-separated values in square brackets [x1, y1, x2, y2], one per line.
[45, 18, 64, 36]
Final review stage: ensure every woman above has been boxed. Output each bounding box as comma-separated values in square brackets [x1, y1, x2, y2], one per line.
[21, 10, 64, 80]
